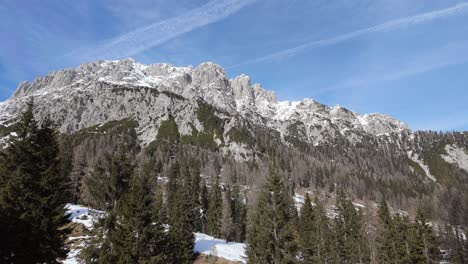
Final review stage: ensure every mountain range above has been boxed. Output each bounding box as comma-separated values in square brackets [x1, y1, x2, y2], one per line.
[0, 58, 467, 221]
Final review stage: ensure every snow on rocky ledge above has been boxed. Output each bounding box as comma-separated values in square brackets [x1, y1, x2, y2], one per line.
[441, 144, 468, 173]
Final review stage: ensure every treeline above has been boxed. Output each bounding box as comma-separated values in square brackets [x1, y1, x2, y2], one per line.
[246, 172, 453, 264]
[80, 146, 467, 263]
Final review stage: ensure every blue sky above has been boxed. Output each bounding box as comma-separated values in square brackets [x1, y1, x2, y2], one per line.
[1, 0, 468, 131]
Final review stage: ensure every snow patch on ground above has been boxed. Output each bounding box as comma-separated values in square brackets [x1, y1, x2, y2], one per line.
[65, 204, 103, 229]
[62, 247, 81, 264]
[407, 150, 436, 182]
[62, 205, 247, 263]
[441, 144, 468, 173]
[194, 233, 246, 263]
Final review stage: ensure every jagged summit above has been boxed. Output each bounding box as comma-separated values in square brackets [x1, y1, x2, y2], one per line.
[2, 58, 409, 146]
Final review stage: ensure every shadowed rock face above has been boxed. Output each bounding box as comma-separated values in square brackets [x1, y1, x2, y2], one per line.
[0, 58, 409, 147]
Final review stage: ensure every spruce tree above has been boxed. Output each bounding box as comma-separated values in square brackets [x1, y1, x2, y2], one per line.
[378, 200, 398, 264]
[166, 162, 195, 263]
[409, 208, 439, 263]
[190, 160, 203, 232]
[334, 191, 370, 264]
[82, 173, 168, 263]
[298, 193, 317, 262]
[313, 196, 335, 263]
[117, 173, 168, 262]
[84, 148, 134, 211]
[393, 214, 412, 263]
[232, 184, 247, 242]
[222, 185, 235, 241]
[200, 180, 209, 233]
[206, 175, 223, 237]
[246, 172, 297, 264]
[0, 101, 70, 263]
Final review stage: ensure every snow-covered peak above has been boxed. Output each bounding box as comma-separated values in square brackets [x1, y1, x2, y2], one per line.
[5, 58, 410, 145]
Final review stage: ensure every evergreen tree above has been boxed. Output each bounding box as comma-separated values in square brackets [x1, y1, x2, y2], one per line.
[409, 208, 439, 264]
[378, 201, 396, 263]
[298, 193, 317, 262]
[232, 184, 247, 242]
[82, 173, 168, 263]
[392, 214, 412, 263]
[0, 101, 70, 263]
[378, 206, 412, 264]
[84, 148, 134, 211]
[189, 160, 203, 232]
[313, 196, 336, 263]
[200, 180, 209, 233]
[334, 191, 370, 264]
[166, 162, 195, 263]
[206, 175, 223, 237]
[222, 185, 235, 241]
[246, 172, 297, 264]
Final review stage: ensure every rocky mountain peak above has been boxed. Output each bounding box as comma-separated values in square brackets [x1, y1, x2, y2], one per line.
[2, 58, 410, 147]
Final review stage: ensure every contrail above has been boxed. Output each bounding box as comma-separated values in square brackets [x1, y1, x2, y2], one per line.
[231, 2, 468, 67]
[68, 0, 256, 61]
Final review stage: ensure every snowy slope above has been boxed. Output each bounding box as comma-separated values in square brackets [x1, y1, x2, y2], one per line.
[195, 233, 246, 263]
[62, 204, 247, 264]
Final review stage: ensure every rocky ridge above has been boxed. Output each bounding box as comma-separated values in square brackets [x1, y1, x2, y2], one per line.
[0, 58, 409, 148]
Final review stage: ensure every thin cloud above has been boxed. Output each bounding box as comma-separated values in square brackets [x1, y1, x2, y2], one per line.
[313, 42, 468, 96]
[67, 0, 256, 62]
[231, 2, 468, 67]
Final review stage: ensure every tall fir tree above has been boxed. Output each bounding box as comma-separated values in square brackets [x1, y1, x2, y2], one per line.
[378, 200, 399, 264]
[83, 148, 134, 211]
[334, 190, 370, 264]
[246, 172, 297, 264]
[166, 162, 195, 263]
[189, 160, 203, 232]
[313, 196, 336, 263]
[232, 184, 247, 242]
[377, 200, 412, 264]
[200, 180, 209, 233]
[82, 173, 168, 263]
[409, 208, 439, 264]
[0, 101, 71, 263]
[221, 185, 235, 241]
[298, 193, 317, 262]
[206, 175, 223, 237]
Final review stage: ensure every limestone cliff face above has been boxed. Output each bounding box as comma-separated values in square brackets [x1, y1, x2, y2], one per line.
[0, 58, 409, 148]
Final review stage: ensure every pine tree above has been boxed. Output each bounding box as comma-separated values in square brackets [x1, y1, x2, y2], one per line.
[0, 101, 70, 263]
[409, 208, 439, 263]
[84, 148, 134, 211]
[118, 173, 168, 262]
[232, 184, 247, 242]
[298, 193, 317, 262]
[313, 196, 335, 263]
[222, 185, 235, 241]
[200, 180, 209, 233]
[334, 191, 370, 264]
[166, 162, 195, 263]
[190, 160, 203, 232]
[206, 175, 223, 237]
[378, 204, 412, 264]
[393, 214, 412, 263]
[82, 173, 168, 263]
[246, 172, 297, 264]
[378, 200, 398, 264]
